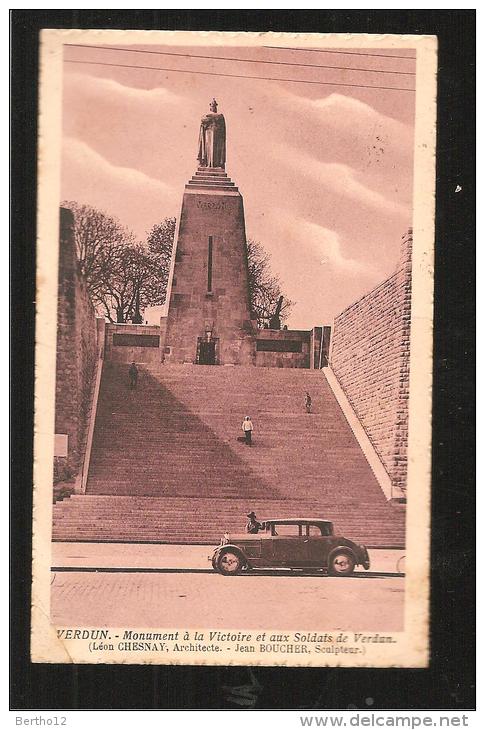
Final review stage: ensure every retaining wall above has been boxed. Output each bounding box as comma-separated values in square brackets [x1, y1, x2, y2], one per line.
[330, 229, 412, 494]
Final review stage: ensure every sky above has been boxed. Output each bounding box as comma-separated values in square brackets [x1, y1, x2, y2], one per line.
[61, 42, 416, 329]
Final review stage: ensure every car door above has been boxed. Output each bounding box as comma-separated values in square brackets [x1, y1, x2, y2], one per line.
[305, 524, 328, 565]
[256, 523, 272, 565]
[270, 522, 308, 566]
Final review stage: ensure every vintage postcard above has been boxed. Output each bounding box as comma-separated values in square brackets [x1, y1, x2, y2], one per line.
[32, 29, 436, 667]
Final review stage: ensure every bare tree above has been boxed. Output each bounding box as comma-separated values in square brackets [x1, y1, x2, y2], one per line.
[146, 217, 176, 299]
[246, 239, 294, 327]
[63, 201, 132, 292]
[64, 203, 292, 327]
[93, 243, 165, 324]
[64, 202, 174, 323]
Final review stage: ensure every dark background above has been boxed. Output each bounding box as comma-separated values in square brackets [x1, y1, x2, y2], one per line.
[11, 9, 475, 710]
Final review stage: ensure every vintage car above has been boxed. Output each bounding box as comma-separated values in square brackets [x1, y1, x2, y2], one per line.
[210, 518, 370, 577]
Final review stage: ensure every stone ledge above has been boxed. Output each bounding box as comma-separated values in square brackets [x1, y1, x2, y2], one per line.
[183, 187, 240, 197]
[322, 367, 404, 501]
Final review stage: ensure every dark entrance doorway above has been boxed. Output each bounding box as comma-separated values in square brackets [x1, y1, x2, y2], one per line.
[197, 337, 218, 365]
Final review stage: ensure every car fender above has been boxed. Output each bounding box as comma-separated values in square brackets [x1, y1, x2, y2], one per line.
[213, 544, 248, 569]
[211, 548, 221, 571]
[326, 545, 357, 567]
[358, 544, 371, 570]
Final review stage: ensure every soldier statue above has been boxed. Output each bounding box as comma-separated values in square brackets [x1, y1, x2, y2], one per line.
[197, 98, 226, 169]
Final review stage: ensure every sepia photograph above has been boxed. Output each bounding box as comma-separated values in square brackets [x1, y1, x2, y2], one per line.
[31, 29, 437, 667]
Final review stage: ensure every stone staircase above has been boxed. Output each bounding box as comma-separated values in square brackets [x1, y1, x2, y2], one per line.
[185, 167, 239, 193]
[52, 363, 406, 547]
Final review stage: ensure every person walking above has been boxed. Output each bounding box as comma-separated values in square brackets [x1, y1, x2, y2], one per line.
[128, 361, 138, 389]
[305, 392, 312, 414]
[242, 416, 254, 446]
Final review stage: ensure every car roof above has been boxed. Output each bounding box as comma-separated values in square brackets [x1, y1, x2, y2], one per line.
[263, 518, 333, 525]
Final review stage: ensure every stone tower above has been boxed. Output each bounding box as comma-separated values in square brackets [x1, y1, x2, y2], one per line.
[162, 100, 255, 365]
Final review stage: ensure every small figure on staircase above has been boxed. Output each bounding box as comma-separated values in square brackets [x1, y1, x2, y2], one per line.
[246, 511, 263, 534]
[242, 415, 254, 446]
[305, 392, 312, 414]
[129, 361, 138, 390]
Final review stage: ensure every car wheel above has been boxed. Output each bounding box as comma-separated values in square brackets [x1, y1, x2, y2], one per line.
[328, 551, 355, 576]
[217, 550, 244, 576]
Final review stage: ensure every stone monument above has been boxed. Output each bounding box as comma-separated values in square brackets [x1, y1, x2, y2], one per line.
[161, 100, 255, 365]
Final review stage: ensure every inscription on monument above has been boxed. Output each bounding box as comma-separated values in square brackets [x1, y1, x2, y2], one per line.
[113, 333, 160, 348]
[256, 340, 303, 353]
[196, 199, 226, 211]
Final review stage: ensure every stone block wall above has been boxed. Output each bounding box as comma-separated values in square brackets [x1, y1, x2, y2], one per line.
[311, 326, 331, 368]
[105, 323, 162, 364]
[330, 229, 412, 494]
[255, 329, 311, 368]
[54, 207, 98, 484]
[163, 189, 255, 366]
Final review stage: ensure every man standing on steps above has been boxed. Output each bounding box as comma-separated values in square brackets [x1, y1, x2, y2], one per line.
[305, 392, 312, 414]
[242, 416, 254, 446]
[129, 361, 138, 390]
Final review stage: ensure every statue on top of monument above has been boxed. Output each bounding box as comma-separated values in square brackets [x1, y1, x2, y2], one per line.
[197, 98, 226, 169]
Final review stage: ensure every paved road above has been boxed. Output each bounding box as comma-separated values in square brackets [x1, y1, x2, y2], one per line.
[51, 568, 404, 631]
[52, 542, 405, 573]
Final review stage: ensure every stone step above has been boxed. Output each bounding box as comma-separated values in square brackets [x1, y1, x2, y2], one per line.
[53, 525, 403, 545]
[52, 491, 405, 545]
[195, 167, 228, 175]
[55, 511, 396, 519]
[59, 497, 396, 509]
[191, 172, 231, 178]
[53, 362, 406, 545]
[55, 522, 401, 532]
[53, 504, 404, 545]
[185, 183, 239, 192]
[192, 173, 233, 181]
[189, 178, 235, 186]
[60, 501, 388, 510]
[53, 529, 403, 536]
[56, 495, 400, 509]
[55, 510, 398, 520]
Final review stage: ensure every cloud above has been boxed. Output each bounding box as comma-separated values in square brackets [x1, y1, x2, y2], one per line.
[311, 93, 413, 139]
[314, 160, 409, 217]
[62, 72, 198, 186]
[60, 65, 413, 325]
[64, 71, 182, 106]
[278, 215, 379, 277]
[303, 221, 378, 276]
[281, 90, 414, 147]
[272, 143, 409, 217]
[62, 136, 173, 197]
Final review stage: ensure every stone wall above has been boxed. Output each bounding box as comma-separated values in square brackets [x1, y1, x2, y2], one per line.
[105, 323, 162, 364]
[255, 329, 311, 368]
[330, 229, 412, 494]
[54, 207, 99, 484]
[311, 326, 331, 369]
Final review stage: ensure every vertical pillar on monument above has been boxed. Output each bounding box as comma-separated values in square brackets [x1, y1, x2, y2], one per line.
[162, 99, 255, 366]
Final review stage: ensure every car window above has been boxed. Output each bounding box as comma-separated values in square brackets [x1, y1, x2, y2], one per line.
[272, 523, 301, 537]
[307, 525, 323, 537]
